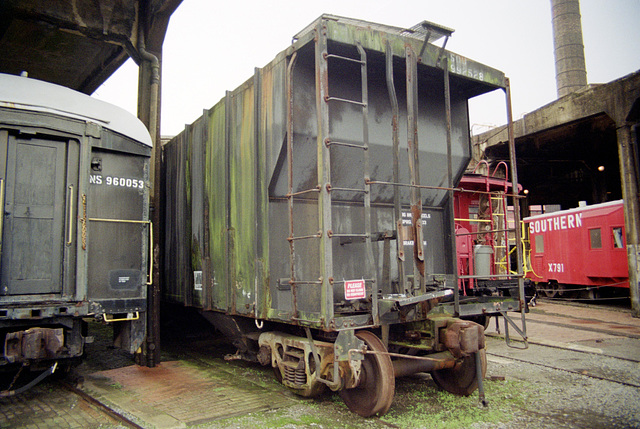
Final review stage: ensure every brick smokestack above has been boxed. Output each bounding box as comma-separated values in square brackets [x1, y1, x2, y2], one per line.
[551, 0, 588, 98]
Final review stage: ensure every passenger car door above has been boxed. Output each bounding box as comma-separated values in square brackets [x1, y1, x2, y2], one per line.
[0, 134, 78, 296]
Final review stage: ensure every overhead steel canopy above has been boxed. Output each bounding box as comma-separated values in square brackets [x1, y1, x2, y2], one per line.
[0, 0, 182, 94]
[473, 71, 640, 209]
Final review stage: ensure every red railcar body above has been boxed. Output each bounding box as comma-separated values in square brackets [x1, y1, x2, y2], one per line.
[525, 200, 629, 297]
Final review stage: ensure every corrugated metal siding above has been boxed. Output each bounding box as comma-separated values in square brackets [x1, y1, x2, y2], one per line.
[228, 83, 257, 315]
[162, 132, 190, 304]
[189, 116, 207, 307]
[205, 101, 228, 311]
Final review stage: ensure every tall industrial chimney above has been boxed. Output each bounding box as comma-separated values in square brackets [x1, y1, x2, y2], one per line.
[551, 0, 588, 98]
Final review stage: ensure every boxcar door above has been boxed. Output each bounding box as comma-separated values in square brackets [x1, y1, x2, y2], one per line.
[0, 134, 78, 296]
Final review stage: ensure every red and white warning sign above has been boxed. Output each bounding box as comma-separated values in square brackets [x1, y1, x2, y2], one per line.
[344, 279, 366, 300]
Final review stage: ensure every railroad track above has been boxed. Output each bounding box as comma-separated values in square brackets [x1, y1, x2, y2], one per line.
[1, 372, 143, 428]
[524, 317, 640, 340]
[482, 298, 640, 392]
[57, 379, 145, 429]
[486, 349, 640, 389]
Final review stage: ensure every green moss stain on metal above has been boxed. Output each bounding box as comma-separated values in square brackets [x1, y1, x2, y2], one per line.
[257, 67, 274, 318]
[206, 102, 228, 311]
[202, 72, 276, 318]
[323, 18, 505, 88]
[229, 85, 257, 315]
[295, 310, 323, 327]
[445, 52, 505, 87]
[324, 20, 389, 54]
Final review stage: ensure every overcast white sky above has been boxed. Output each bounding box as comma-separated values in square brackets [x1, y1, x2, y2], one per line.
[93, 0, 640, 137]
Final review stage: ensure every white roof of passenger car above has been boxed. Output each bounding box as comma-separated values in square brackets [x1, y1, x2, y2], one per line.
[0, 73, 152, 147]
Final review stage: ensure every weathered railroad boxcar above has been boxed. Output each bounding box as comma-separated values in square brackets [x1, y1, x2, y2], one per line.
[0, 73, 152, 384]
[163, 15, 526, 416]
[525, 200, 628, 299]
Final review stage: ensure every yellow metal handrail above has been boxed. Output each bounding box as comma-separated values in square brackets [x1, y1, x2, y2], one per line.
[454, 217, 491, 223]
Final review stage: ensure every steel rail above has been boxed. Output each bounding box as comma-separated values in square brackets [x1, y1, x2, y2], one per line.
[59, 380, 145, 429]
[485, 350, 640, 389]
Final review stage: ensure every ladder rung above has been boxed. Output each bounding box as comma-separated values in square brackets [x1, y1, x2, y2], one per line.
[288, 232, 322, 241]
[331, 278, 375, 284]
[287, 187, 320, 198]
[329, 232, 368, 239]
[324, 96, 366, 107]
[325, 139, 367, 150]
[329, 186, 367, 194]
[324, 53, 364, 64]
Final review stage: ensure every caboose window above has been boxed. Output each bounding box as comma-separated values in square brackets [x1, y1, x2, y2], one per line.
[589, 228, 602, 249]
[535, 235, 544, 253]
[612, 227, 624, 248]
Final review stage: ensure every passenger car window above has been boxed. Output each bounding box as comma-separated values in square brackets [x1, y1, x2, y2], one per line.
[589, 228, 602, 249]
[612, 227, 624, 248]
[535, 235, 544, 253]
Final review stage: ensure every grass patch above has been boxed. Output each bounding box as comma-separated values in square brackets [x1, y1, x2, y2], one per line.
[381, 377, 537, 429]
[190, 372, 539, 428]
[196, 405, 347, 429]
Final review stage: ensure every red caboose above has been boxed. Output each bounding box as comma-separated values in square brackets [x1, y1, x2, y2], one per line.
[524, 200, 629, 299]
[454, 162, 520, 296]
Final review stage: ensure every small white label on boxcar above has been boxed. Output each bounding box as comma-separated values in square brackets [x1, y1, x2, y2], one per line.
[194, 271, 203, 291]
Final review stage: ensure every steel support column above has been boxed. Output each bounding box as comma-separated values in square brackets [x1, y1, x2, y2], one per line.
[505, 78, 528, 336]
[616, 124, 640, 317]
[315, 21, 334, 326]
[136, 20, 162, 367]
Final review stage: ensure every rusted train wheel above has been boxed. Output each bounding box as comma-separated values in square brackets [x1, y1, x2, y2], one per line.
[339, 331, 395, 417]
[431, 349, 486, 396]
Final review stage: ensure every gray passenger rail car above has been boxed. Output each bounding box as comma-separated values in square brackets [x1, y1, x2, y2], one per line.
[0, 73, 151, 375]
[163, 15, 526, 416]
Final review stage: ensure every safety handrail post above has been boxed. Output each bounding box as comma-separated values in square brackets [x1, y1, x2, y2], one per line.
[505, 77, 527, 342]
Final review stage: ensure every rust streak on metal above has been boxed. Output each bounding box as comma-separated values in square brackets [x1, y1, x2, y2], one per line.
[286, 51, 299, 320]
[411, 204, 425, 276]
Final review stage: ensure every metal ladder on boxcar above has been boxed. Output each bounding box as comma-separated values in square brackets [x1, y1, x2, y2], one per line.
[284, 41, 378, 324]
[318, 41, 380, 321]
